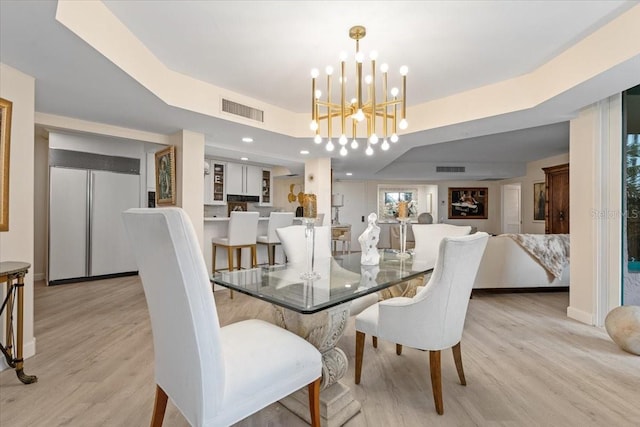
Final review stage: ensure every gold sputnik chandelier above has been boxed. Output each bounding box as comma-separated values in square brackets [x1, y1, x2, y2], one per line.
[310, 25, 408, 156]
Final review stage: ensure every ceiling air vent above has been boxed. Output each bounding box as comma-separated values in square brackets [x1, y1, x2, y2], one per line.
[221, 98, 264, 122]
[436, 166, 466, 173]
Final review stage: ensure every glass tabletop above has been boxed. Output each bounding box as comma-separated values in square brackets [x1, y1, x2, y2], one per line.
[211, 250, 432, 314]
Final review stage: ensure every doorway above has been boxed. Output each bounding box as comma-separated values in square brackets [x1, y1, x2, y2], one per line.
[502, 183, 521, 234]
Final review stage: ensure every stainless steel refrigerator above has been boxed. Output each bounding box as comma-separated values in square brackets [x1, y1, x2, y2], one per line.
[48, 149, 140, 285]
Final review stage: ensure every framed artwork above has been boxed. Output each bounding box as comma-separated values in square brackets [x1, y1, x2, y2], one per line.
[377, 185, 419, 220]
[533, 182, 546, 221]
[0, 97, 13, 232]
[155, 145, 176, 206]
[448, 187, 488, 219]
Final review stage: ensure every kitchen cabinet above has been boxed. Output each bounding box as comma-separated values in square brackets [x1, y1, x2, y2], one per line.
[226, 162, 261, 197]
[260, 168, 273, 206]
[204, 159, 226, 205]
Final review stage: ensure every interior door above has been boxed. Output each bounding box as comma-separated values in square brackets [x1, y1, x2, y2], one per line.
[49, 167, 88, 282]
[502, 183, 521, 234]
[90, 170, 140, 276]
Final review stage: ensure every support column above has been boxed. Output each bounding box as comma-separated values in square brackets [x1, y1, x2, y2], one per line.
[304, 158, 332, 225]
[169, 130, 205, 250]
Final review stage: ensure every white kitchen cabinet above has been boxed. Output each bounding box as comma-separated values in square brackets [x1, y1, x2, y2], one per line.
[204, 159, 226, 205]
[226, 162, 261, 197]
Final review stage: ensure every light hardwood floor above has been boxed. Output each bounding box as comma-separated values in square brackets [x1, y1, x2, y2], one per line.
[1, 277, 639, 426]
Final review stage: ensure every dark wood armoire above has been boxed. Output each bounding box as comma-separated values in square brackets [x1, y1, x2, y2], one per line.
[543, 163, 570, 234]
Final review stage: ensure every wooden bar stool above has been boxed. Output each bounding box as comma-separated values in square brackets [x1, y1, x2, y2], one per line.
[212, 211, 259, 298]
[257, 212, 294, 265]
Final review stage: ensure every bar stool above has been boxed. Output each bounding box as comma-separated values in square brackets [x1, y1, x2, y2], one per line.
[256, 212, 294, 265]
[212, 211, 259, 298]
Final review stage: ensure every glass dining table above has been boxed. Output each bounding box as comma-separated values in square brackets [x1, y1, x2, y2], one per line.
[211, 250, 432, 426]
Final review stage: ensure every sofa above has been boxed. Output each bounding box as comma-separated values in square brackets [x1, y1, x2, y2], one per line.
[473, 234, 570, 289]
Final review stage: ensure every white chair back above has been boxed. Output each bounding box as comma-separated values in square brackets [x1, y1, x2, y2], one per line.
[122, 208, 223, 425]
[227, 211, 259, 246]
[412, 224, 472, 269]
[265, 212, 294, 242]
[381, 233, 488, 350]
[276, 225, 332, 263]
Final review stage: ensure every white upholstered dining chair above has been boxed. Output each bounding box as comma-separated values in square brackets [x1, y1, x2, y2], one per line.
[355, 232, 489, 415]
[412, 224, 472, 270]
[276, 225, 379, 316]
[256, 212, 294, 265]
[122, 208, 321, 427]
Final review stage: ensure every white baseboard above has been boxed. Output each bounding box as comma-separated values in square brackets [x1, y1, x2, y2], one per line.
[0, 337, 36, 371]
[567, 306, 593, 325]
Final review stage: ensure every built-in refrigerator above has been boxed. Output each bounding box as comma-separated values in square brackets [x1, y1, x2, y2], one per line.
[48, 149, 140, 285]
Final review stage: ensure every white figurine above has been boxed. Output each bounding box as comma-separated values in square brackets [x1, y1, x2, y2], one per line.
[359, 212, 381, 265]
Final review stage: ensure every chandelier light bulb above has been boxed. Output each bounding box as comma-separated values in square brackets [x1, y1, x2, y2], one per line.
[391, 87, 399, 97]
[380, 63, 389, 73]
[325, 66, 334, 75]
[365, 145, 374, 156]
[369, 133, 379, 144]
[311, 68, 319, 78]
[365, 75, 373, 85]
[350, 97, 357, 104]
[340, 146, 348, 156]
[399, 118, 408, 130]
[326, 140, 335, 151]
[351, 139, 359, 149]
[315, 89, 322, 99]
[390, 133, 399, 143]
[369, 50, 378, 60]
[314, 134, 322, 144]
[354, 109, 365, 122]
[339, 51, 348, 61]
[381, 139, 390, 151]
[339, 134, 348, 145]
[310, 120, 318, 131]
[400, 65, 409, 76]
[355, 51, 364, 63]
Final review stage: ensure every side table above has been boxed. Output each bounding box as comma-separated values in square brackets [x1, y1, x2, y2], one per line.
[1, 261, 37, 384]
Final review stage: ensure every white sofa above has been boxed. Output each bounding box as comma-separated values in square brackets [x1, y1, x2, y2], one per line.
[473, 234, 570, 289]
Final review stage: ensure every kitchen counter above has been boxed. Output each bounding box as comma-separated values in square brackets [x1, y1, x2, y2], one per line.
[204, 216, 270, 222]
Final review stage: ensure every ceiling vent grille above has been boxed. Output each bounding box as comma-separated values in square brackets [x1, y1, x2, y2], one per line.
[221, 99, 264, 122]
[436, 166, 466, 173]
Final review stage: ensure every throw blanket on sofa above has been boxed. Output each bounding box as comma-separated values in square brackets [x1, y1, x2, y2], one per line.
[503, 234, 570, 280]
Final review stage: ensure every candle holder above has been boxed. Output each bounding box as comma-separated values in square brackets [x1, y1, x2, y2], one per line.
[397, 217, 411, 259]
[300, 217, 321, 280]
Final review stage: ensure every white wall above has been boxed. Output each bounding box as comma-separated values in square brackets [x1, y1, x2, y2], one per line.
[0, 64, 36, 365]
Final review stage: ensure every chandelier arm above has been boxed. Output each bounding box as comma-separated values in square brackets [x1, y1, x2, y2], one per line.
[383, 69, 388, 138]
[371, 58, 376, 137]
[327, 73, 332, 141]
[341, 60, 346, 137]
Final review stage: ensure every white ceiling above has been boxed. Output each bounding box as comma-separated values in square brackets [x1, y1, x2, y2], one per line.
[1, 1, 639, 180]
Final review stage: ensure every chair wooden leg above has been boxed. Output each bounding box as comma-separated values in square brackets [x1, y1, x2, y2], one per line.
[429, 350, 443, 415]
[372, 336, 377, 348]
[150, 384, 168, 427]
[267, 244, 274, 265]
[396, 344, 403, 355]
[227, 247, 234, 299]
[452, 341, 466, 386]
[307, 377, 321, 427]
[251, 245, 257, 267]
[212, 244, 217, 273]
[355, 331, 365, 384]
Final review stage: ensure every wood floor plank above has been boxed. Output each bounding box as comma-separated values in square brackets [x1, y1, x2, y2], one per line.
[1, 278, 639, 426]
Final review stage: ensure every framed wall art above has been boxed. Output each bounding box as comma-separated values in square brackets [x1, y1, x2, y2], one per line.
[533, 181, 546, 222]
[448, 187, 488, 219]
[0, 97, 13, 231]
[155, 145, 176, 206]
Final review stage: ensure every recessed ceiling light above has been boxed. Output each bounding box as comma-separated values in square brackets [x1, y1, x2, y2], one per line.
[240, 157, 249, 161]
[242, 137, 253, 143]
[346, 172, 353, 176]
[300, 150, 310, 155]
